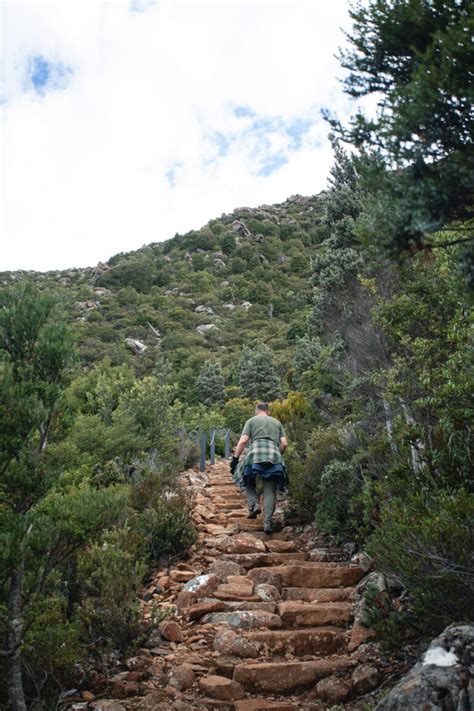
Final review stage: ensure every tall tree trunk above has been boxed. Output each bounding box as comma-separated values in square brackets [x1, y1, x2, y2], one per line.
[401, 401, 426, 473]
[382, 398, 398, 454]
[7, 563, 27, 711]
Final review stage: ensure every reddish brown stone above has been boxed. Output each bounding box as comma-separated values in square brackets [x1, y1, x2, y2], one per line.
[183, 573, 220, 598]
[233, 656, 353, 692]
[244, 626, 346, 657]
[159, 620, 184, 643]
[234, 701, 295, 711]
[213, 628, 258, 658]
[166, 663, 196, 691]
[264, 540, 297, 553]
[283, 587, 353, 603]
[169, 570, 196, 583]
[188, 600, 226, 620]
[226, 536, 267, 554]
[277, 601, 353, 627]
[175, 590, 197, 612]
[250, 563, 365, 589]
[348, 624, 377, 652]
[199, 675, 245, 701]
[315, 675, 352, 704]
[254, 583, 281, 602]
[209, 559, 243, 580]
[247, 569, 283, 592]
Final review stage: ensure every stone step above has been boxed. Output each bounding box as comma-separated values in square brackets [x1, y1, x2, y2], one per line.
[234, 700, 297, 711]
[233, 655, 354, 692]
[282, 587, 354, 603]
[277, 601, 353, 627]
[230, 626, 346, 658]
[220, 553, 307, 570]
[223, 601, 277, 614]
[201, 610, 282, 630]
[248, 563, 364, 589]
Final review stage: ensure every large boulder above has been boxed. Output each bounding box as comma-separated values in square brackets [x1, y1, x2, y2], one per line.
[376, 624, 474, 710]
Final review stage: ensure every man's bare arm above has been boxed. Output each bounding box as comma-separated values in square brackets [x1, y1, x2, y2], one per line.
[279, 436, 288, 454]
[234, 435, 250, 457]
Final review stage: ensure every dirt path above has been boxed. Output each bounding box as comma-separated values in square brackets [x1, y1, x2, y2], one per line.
[89, 461, 388, 711]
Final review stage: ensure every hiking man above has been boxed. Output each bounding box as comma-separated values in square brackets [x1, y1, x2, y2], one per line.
[230, 402, 288, 534]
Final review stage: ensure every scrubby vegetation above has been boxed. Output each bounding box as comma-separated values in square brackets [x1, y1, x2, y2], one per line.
[0, 0, 472, 706]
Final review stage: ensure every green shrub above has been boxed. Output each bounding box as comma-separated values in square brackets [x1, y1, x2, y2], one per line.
[137, 494, 197, 564]
[368, 489, 474, 633]
[77, 526, 146, 656]
[20, 597, 84, 706]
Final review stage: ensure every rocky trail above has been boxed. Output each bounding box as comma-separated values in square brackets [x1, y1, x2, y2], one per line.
[85, 461, 393, 711]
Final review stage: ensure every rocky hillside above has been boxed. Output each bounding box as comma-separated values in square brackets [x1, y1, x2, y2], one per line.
[1, 193, 326, 397]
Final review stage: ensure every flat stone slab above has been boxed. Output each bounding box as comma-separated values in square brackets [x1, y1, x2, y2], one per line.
[201, 610, 282, 630]
[282, 587, 354, 603]
[277, 601, 353, 627]
[243, 626, 347, 657]
[233, 655, 353, 692]
[221, 553, 307, 569]
[249, 564, 364, 589]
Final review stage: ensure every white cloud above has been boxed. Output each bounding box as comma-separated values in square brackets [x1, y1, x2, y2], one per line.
[1, 0, 356, 271]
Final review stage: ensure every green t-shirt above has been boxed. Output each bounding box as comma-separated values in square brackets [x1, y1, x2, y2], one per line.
[242, 415, 286, 444]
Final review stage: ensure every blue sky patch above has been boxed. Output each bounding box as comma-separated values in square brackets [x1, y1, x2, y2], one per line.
[166, 162, 182, 188]
[130, 0, 157, 13]
[212, 132, 232, 157]
[257, 153, 289, 177]
[28, 55, 72, 96]
[286, 117, 313, 149]
[234, 105, 256, 119]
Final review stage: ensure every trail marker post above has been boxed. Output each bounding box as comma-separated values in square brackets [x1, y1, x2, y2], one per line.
[210, 429, 216, 466]
[200, 431, 207, 472]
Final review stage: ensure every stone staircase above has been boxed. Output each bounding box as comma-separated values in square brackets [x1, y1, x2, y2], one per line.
[89, 461, 385, 711]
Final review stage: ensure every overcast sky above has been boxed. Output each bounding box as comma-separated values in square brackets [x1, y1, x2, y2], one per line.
[1, 0, 357, 271]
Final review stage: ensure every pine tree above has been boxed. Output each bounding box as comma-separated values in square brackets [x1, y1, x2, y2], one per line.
[196, 360, 225, 405]
[237, 343, 280, 401]
[333, 0, 473, 253]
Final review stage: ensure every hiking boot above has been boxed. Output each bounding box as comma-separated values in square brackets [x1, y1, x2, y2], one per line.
[263, 521, 283, 534]
[247, 504, 261, 519]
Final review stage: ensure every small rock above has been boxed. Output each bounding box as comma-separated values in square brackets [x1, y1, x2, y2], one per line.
[81, 692, 95, 702]
[202, 610, 282, 630]
[352, 663, 381, 694]
[199, 675, 245, 701]
[166, 663, 196, 691]
[254, 584, 281, 602]
[315, 675, 351, 704]
[170, 570, 196, 583]
[209, 560, 243, 580]
[188, 600, 226, 620]
[91, 699, 127, 709]
[157, 575, 170, 590]
[247, 569, 283, 592]
[213, 628, 258, 658]
[184, 573, 219, 598]
[226, 536, 266, 554]
[160, 620, 184, 643]
[176, 590, 197, 612]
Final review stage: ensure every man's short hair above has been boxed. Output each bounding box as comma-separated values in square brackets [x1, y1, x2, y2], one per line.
[256, 402, 269, 412]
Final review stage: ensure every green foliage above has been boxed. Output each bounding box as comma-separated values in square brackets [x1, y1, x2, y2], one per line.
[137, 493, 197, 563]
[22, 598, 84, 704]
[222, 398, 255, 436]
[196, 360, 225, 406]
[238, 343, 281, 400]
[368, 489, 474, 631]
[77, 526, 146, 655]
[335, 0, 474, 254]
